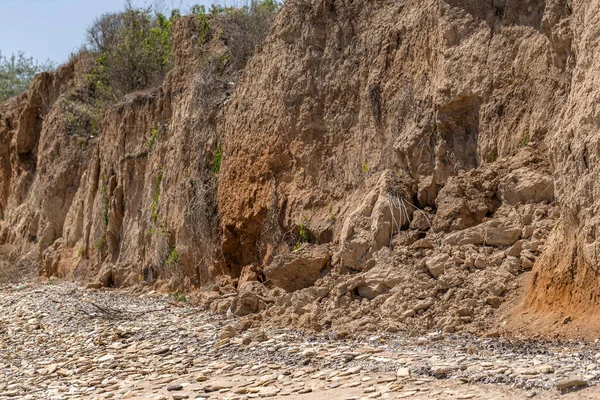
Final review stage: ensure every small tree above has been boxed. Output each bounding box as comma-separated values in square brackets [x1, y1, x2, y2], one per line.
[86, 1, 180, 99]
[0, 51, 56, 102]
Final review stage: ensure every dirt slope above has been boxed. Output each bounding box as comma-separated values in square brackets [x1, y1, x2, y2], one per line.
[0, 0, 598, 337]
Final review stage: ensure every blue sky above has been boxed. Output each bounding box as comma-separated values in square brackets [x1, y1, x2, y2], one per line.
[0, 0, 216, 64]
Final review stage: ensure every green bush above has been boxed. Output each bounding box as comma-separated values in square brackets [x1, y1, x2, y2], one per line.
[86, 2, 179, 98]
[61, 94, 101, 137]
[170, 292, 187, 302]
[293, 219, 311, 250]
[209, 0, 281, 73]
[166, 247, 181, 268]
[84, 1, 280, 100]
[0, 51, 55, 102]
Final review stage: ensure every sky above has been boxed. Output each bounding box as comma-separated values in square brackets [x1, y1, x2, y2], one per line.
[0, 0, 216, 65]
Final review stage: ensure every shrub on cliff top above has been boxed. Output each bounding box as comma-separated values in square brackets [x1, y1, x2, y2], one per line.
[86, 1, 178, 99]
[210, 0, 281, 72]
[86, 0, 280, 100]
[85, 0, 281, 100]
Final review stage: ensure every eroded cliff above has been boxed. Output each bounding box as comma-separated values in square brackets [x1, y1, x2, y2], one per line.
[0, 0, 597, 336]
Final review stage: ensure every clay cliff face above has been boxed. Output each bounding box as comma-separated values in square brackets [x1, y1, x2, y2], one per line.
[218, 0, 569, 265]
[525, 0, 600, 317]
[0, 0, 597, 334]
[0, 16, 229, 290]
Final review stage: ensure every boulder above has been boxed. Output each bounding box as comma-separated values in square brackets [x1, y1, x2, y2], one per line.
[555, 377, 587, 391]
[238, 263, 263, 286]
[218, 325, 237, 340]
[498, 168, 554, 205]
[444, 220, 521, 247]
[434, 175, 498, 232]
[334, 172, 415, 270]
[265, 244, 331, 292]
[484, 224, 522, 246]
[230, 281, 270, 316]
[425, 253, 450, 278]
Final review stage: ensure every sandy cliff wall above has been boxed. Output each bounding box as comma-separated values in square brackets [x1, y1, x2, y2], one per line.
[0, 0, 598, 334]
[218, 0, 569, 266]
[0, 16, 230, 290]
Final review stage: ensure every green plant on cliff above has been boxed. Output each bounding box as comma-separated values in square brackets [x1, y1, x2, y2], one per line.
[61, 94, 101, 137]
[0, 51, 56, 102]
[192, 0, 281, 74]
[150, 165, 163, 223]
[166, 247, 181, 268]
[82, 0, 280, 102]
[361, 160, 370, 174]
[95, 233, 107, 251]
[191, 5, 212, 44]
[170, 291, 187, 302]
[521, 131, 531, 147]
[148, 126, 159, 149]
[151, 192, 160, 223]
[212, 143, 223, 173]
[293, 218, 311, 251]
[101, 173, 110, 227]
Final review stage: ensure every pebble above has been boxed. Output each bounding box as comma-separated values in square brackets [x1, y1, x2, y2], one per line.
[1, 282, 599, 400]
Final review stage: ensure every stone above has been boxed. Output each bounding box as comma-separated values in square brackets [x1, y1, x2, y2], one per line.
[484, 224, 522, 247]
[47, 364, 58, 374]
[396, 368, 410, 377]
[218, 325, 237, 340]
[167, 384, 183, 391]
[508, 241, 524, 257]
[414, 298, 435, 312]
[486, 296, 502, 308]
[445, 229, 485, 246]
[265, 244, 331, 292]
[238, 263, 263, 286]
[86, 282, 103, 289]
[521, 256, 534, 270]
[302, 349, 317, 357]
[425, 254, 449, 279]
[474, 255, 491, 269]
[555, 377, 587, 390]
[230, 281, 269, 316]
[497, 168, 554, 206]
[250, 329, 268, 343]
[412, 238, 434, 249]
[98, 354, 115, 362]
